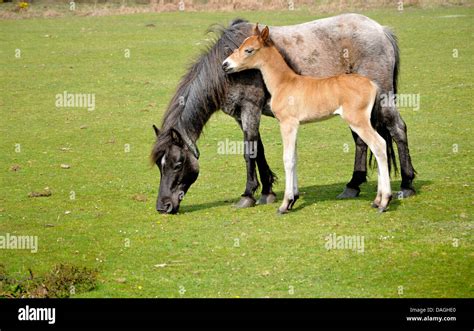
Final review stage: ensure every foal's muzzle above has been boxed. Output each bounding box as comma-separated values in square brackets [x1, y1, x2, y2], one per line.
[222, 61, 234, 73]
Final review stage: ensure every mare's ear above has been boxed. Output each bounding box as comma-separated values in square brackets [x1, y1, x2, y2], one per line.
[253, 23, 261, 36]
[170, 128, 184, 147]
[152, 124, 160, 137]
[261, 26, 270, 43]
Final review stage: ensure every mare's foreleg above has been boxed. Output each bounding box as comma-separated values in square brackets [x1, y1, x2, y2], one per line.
[235, 111, 261, 208]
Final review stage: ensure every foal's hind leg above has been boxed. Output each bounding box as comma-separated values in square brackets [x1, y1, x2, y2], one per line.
[337, 130, 368, 199]
[350, 123, 392, 211]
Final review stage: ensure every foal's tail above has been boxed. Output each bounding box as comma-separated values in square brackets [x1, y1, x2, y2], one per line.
[369, 85, 398, 176]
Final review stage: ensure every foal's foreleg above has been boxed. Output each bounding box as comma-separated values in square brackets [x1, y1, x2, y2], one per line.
[278, 120, 299, 214]
[292, 141, 299, 202]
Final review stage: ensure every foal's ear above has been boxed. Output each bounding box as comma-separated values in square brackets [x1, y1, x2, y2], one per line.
[170, 128, 184, 147]
[152, 124, 160, 137]
[261, 26, 270, 44]
[253, 23, 261, 36]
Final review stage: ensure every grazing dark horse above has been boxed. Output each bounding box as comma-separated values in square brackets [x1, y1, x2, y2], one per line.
[151, 14, 416, 214]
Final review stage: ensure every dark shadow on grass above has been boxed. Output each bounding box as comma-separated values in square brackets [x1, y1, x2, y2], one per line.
[178, 179, 431, 214]
[287, 179, 431, 213]
[179, 197, 238, 214]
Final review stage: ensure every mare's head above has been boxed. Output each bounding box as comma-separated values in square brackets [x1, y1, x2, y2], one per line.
[151, 125, 200, 214]
[150, 18, 252, 214]
[222, 24, 272, 74]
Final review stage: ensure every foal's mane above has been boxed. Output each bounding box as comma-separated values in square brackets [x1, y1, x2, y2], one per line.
[151, 19, 250, 164]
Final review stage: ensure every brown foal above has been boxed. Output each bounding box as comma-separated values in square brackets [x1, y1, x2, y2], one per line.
[222, 24, 392, 213]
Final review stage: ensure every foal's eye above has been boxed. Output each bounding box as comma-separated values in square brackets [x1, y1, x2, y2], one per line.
[245, 48, 254, 54]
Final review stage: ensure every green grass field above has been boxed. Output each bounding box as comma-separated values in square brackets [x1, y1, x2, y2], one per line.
[0, 6, 473, 298]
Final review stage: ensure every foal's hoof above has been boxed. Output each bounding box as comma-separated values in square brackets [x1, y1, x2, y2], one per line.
[337, 187, 360, 199]
[288, 195, 299, 210]
[377, 206, 388, 213]
[277, 196, 299, 214]
[398, 188, 416, 199]
[371, 202, 379, 209]
[257, 192, 277, 205]
[235, 196, 256, 209]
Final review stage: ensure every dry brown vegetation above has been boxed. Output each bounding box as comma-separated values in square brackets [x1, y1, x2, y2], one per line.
[0, 263, 98, 298]
[0, 0, 471, 19]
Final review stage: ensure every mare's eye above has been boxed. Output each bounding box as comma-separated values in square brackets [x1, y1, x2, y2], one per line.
[174, 162, 182, 171]
[245, 48, 254, 54]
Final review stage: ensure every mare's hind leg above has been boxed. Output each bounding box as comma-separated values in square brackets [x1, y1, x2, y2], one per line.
[349, 122, 392, 212]
[383, 107, 416, 197]
[255, 134, 277, 205]
[337, 130, 368, 199]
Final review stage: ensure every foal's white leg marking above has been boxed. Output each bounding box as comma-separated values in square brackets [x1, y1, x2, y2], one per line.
[279, 122, 299, 213]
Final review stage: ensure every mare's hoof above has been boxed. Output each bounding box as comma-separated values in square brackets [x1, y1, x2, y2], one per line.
[235, 196, 256, 209]
[257, 192, 277, 205]
[399, 188, 416, 199]
[337, 187, 360, 199]
[277, 207, 288, 214]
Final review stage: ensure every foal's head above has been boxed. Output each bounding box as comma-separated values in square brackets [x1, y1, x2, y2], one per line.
[222, 24, 272, 73]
